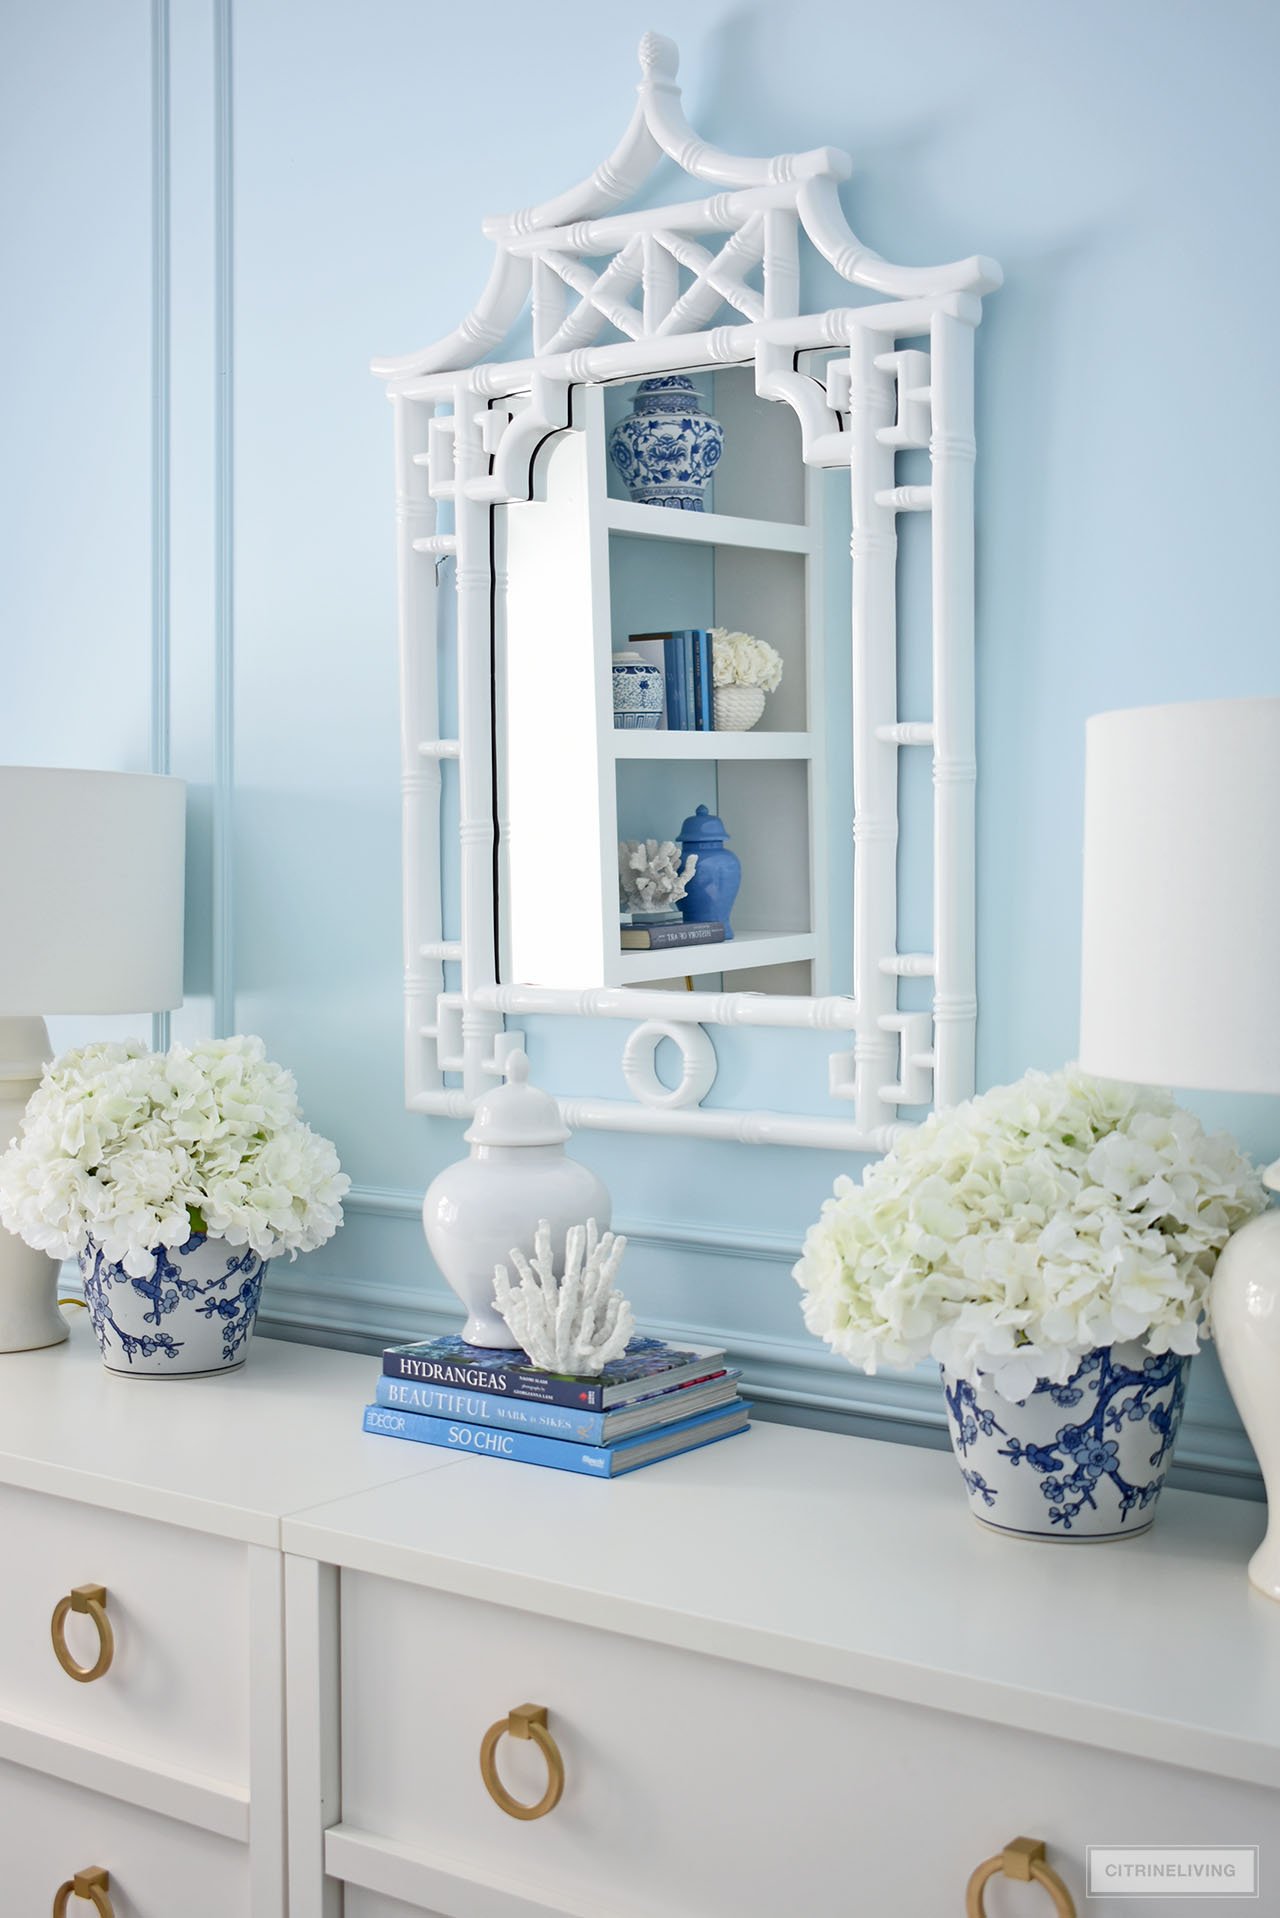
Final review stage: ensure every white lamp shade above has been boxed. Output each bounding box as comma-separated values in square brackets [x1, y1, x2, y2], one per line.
[0, 768, 186, 1013]
[1079, 697, 1280, 1094]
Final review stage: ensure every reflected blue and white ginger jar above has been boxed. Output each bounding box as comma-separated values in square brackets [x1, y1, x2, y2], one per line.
[608, 376, 724, 511]
[942, 1341, 1190, 1540]
[80, 1234, 268, 1376]
[612, 653, 664, 729]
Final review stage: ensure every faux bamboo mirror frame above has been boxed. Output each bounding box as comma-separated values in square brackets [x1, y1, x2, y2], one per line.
[373, 33, 1001, 1152]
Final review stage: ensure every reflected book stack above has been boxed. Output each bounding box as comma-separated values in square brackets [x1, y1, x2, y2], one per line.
[363, 1335, 750, 1477]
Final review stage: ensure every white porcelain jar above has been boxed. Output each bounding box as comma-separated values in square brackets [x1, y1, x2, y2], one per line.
[422, 1052, 611, 1349]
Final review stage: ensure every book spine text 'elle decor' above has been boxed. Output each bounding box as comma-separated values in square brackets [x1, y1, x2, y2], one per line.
[376, 1376, 610, 1441]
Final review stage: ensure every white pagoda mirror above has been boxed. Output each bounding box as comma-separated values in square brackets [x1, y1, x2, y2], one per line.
[374, 34, 1000, 1152]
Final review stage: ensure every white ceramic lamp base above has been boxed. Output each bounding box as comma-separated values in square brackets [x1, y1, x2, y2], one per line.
[1210, 1189, 1280, 1601]
[0, 1017, 69, 1353]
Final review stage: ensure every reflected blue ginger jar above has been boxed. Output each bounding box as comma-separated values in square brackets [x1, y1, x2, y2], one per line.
[608, 377, 724, 511]
[679, 804, 741, 938]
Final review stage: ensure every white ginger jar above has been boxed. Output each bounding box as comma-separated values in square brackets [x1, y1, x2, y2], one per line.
[422, 1051, 611, 1349]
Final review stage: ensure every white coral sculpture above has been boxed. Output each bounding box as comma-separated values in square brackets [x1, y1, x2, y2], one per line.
[619, 838, 697, 913]
[492, 1218, 635, 1376]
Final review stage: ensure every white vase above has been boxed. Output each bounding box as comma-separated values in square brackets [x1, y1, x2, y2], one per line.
[713, 685, 765, 732]
[80, 1235, 268, 1376]
[1210, 1194, 1280, 1600]
[422, 1052, 611, 1349]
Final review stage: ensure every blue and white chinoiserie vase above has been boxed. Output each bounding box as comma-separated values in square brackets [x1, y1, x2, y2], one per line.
[612, 652, 664, 729]
[80, 1234, 268, 1377]
[608, 376, 724, 511]
[942, 1342, 1191, 1540]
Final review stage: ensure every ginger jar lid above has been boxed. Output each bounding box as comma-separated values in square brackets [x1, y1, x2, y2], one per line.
[679, 802, 729, 843]
[463, 1050, 570, 1148]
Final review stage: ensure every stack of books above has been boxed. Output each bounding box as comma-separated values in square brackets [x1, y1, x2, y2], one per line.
[363, 1334, 750, 1477]
[627, 629, 713, 730]
[620, 915, 724, 951]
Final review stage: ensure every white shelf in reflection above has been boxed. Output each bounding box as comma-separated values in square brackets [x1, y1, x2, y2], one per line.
[605, 498, 814, 554]
[615, 928, 816, 984]
[611, 729, 814, 761]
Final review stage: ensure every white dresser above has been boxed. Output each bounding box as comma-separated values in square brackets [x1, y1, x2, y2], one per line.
[1, 1319, 1276, 1917]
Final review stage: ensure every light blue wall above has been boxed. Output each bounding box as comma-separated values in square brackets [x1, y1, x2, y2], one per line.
[3, 0, 1277, 1493]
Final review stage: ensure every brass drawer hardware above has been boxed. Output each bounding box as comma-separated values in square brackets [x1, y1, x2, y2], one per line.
[967, 1837, 1076, 1917]
[53, 1866, 115, 1915]
[479, 1702, 565, 1820]
[50, 1585, 114, 1684]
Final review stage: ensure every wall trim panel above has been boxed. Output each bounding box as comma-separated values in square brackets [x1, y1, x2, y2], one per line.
[150, 0, 172, 1052]
[212, 0, 235, 1037]
[257, 1189, 1263, 1500]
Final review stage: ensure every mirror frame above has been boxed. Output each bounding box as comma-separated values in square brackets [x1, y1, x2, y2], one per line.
[373, 33, 1000, 1151]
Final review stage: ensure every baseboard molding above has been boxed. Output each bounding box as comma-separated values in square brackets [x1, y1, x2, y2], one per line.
[256, 1224, 1263, 1501]
[57, 1187, 1257, 1500]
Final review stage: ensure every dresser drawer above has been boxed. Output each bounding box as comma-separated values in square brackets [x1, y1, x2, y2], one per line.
[338, 1573, 1278, 1918]
[0, 1754, 248, 1916]
[0, 1482, 249, 1786]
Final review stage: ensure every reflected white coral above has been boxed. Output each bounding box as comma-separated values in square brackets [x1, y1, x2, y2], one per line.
[493, 1217, 635, 1375]
[619, 838, 697, 913]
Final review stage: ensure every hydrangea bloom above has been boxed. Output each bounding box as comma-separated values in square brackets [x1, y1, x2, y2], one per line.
[710, 627, 783, 693]
[794, 1066, 1268, 1402]
[0, 1037, 350, 1277]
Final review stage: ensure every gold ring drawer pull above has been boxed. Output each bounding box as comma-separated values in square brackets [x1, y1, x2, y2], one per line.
[967, 1837, 1076, 1918]
[50, 1585, 114, 1684]
[479, 1703, 565, 1821]
[52, 1866, 115, 1915]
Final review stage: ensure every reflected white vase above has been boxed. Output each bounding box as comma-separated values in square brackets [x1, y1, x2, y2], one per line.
[713, 686, 765, 732]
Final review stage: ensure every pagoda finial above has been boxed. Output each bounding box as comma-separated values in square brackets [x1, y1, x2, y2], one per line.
[638, 32, 679, 85]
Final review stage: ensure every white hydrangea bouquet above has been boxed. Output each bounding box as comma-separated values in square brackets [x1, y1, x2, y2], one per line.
[710, 626, 783, 732]
[795, 1067, 1268, 1539]
[0, 1037, 349, 1376]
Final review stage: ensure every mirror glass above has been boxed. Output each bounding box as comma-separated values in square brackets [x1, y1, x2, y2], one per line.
[497, 359, 863, 1002]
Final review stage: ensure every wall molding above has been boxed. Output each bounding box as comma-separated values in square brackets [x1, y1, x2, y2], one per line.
[149, 0, 172, 1054]
[212, 0, 235, 1037]
[342, 1183, 802, 1266]
[260, 1189, 1262, 1500]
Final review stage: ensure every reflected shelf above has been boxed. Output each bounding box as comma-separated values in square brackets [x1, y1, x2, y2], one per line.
[605, 498, 815, 555]
[615, 929, 816, 984]
[611, 729, 814, 761]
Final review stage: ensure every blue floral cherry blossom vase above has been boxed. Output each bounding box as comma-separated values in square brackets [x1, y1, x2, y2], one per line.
[608, 376, 724, 511]
[942, 1342, 1191, 1540]
[80, 1234, 268, 1377]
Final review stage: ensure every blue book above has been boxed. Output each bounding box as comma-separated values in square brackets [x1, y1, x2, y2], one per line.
[362, 1400, 751, 1476]
[381, 1333, 727, 1410]
[663, 634, 687, 728]
[691, 629, 712, 729]
[374, 1370, 743, 1444]
[681, 630, 695, 727]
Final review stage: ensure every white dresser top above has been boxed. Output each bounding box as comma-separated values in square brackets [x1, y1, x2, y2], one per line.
[0, 1315, 454, 1544]
[4, 1316, 1276, 1787]
[284, 1381, 1280, 1791]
